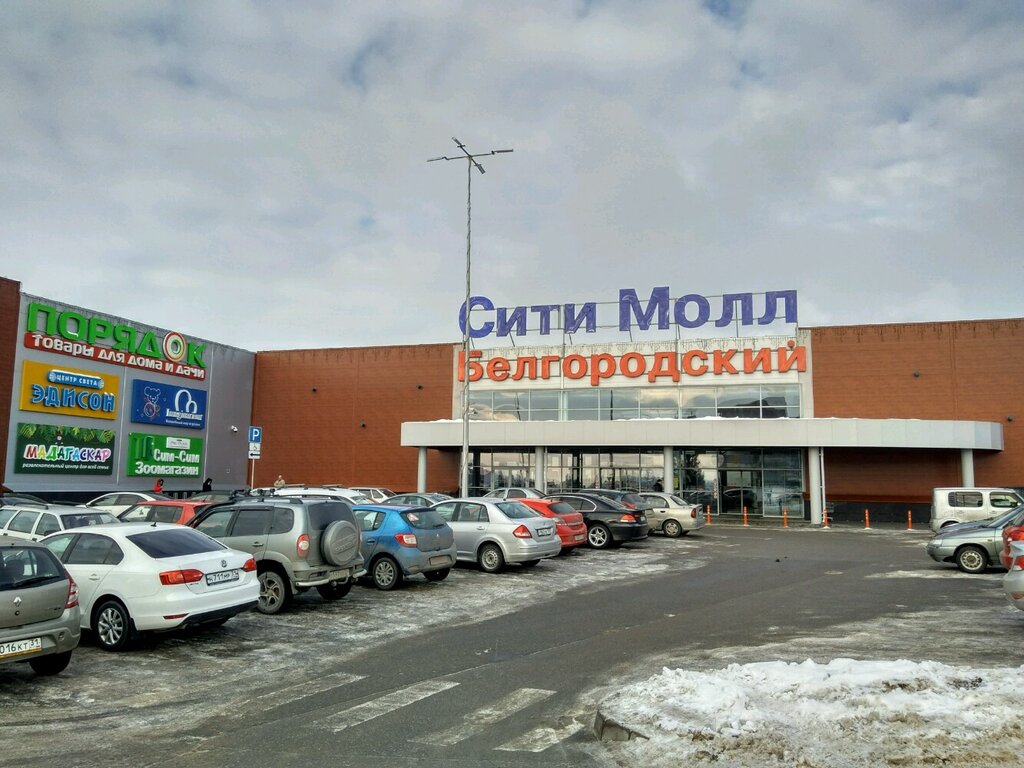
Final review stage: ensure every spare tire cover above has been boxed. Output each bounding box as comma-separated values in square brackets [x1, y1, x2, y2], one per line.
[321, 520, 360, 567]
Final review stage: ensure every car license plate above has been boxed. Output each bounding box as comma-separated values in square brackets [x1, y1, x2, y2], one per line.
[206, 569, 240, 586]
[0, 637, 42, 659]
[429, 555, 450, 566]
[538, 528, 552, 536]
[574, 534, 585, 541]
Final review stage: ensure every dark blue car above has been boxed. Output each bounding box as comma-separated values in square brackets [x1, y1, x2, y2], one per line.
[352, 505, 458, 590]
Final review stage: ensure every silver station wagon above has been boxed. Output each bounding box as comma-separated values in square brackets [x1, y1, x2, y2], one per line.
[431, 499, 561, 573]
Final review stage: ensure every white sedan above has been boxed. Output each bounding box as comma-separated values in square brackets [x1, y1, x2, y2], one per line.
[81, 491, 169, 515]
[41, 523, 259, 651]
[638, 492, 707, 537]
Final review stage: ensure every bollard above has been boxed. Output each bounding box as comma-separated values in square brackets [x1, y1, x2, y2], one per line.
[706, 504, 711, 525]
[822, 507, 830, 529]
[783, 507, 788, 528]
[743, 505, 749, 527]
[864, 508, 871, 529]
[907, 510, 913, 530]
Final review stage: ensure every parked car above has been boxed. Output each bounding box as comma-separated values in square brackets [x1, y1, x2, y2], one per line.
[1, 504, 120, 542]
[1003, 540, 1024, 611]
[0, 535, 80, 675]
[517, 498, 588, 551]
[543, 492, 649, 549]
[82, 492, 169, 515]
[187, 491, 239, 503]
[40, 523, 258, 651]
[584, 488, 655, 512]
[118, 500, 210, 526]
[264, 485, 373, 505]
[383, 492, 453, 507]
[0, 492, 50, 506]
[638, 492, 706, 537]
[189, 496, 364, 614]
[1001, 519, 1024, 569]
[925, 505, 1024, 573]
[350, 487, 396, 503]
[431, 499, 561, 573]
[483, 487, 546, 500]
[352, 505, 456, 589]
[930, 487, 1023, 532]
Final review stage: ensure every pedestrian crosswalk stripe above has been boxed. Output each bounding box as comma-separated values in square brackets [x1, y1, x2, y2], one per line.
[327, 679, 459, 732]
[244, 672, 366, 712]
[412, 687, 555, 746]
[495, 717, 589, 752]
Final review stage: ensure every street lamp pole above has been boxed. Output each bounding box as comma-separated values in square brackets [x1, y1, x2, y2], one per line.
[428, 138, 513, 497]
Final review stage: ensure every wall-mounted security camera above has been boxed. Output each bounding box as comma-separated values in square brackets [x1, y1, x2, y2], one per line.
[230, 425, 239, 432]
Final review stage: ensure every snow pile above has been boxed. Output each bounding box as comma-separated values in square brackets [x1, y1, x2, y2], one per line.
[599, 658, 1024, 767]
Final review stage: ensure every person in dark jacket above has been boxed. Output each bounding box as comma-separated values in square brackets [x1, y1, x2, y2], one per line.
[202, 477, 213, 492]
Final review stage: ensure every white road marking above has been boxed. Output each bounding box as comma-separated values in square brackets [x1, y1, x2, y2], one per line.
[327, 679, 459, 732]
[495, 716, 589, 752]
[412, 687, 555, 746]
[237, 672, 366, 713]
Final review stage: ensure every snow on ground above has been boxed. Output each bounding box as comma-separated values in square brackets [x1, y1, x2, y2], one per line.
[598, 657, 1024, 768]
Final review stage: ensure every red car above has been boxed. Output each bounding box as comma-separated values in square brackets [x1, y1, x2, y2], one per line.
[117, 499, 211, 526]
[519, 498, 588, 551]
[1001, 522, 1024, 569]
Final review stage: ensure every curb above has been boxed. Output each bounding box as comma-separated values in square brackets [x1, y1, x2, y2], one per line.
[593, 710, 649, 742]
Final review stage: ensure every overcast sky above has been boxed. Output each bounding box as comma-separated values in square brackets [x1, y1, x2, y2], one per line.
[2, 1, 1022, 351]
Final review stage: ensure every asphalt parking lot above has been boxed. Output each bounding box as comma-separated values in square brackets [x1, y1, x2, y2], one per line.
[2, 524, 1022, 768]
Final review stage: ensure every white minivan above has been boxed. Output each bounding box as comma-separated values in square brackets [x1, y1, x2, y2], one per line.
[930, 487, 1024, 532]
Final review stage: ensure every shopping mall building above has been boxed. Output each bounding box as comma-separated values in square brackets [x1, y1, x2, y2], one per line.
[2, 275, 1021, 523]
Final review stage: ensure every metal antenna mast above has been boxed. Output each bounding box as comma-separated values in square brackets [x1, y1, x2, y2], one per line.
[428, 137, 514, 497]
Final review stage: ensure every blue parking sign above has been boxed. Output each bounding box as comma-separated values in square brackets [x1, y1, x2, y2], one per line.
[249, 426, 262, 443]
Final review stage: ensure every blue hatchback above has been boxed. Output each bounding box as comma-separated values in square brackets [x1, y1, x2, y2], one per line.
[352, 505, 457, 590]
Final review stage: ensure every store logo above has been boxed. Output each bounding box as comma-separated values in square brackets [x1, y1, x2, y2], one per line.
[130, 379, 207, 430]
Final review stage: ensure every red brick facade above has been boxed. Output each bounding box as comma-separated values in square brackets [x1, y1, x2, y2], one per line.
[250, 344, 458, 493]
[0, 276, 20, 488]
[809, 319, 1024, 502]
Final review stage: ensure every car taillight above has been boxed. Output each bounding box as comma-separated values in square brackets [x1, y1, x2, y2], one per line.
[1012, 556, 1024, 571]
[690, 508, 697, 519]
[242, 558, 257, 572]
[66, 574, 79, 609]
[159, 569, 204, 586]
[512, 524, 532, 539]
[619, 514, 637, 523]
[395, 533, 418, 547]
[297, 534, 310, 558]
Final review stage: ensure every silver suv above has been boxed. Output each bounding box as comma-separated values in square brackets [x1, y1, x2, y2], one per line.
[189, 497, 364, 615]
[1, 535, 81, 675]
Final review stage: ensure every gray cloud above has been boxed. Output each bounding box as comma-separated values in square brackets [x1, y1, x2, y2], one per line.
[1, 1, 1022, 350]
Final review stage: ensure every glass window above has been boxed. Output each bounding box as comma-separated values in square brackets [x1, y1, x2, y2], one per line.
[127, 529, 221, 559]
[529, 390, 560, 421]
[88, 494, 118, 507]
[949, 492, 983, 508]
[492, 392, 526, 421]
[991, 493, 1022, 509]
[433, 502, 457, 522]
[231, 508, 273, 536]
[67, 534, 124, 565]
[120, 504, 153, 522]
[566, 390, 599, 421]
[0, 547, 64, 590]
[150, 505, 184, 524]
[355, 510, 383, 531]
[496, 502, 538, 519]
[271, 508, 295, 533]
[679, 387, 717, 419]
[36, 514, 60, 536]
[717, 386, 761, 417]
[761, 385, 801, 418]
[608, 389, 639, 420]
[458, 503, 489, 523]
[194, 509, 235, 538]
[44, 534, 76, 562]
[8, 511, 39, 534]
[0, 509, 15, 527]
[639, 390, 678, 418]
[547, 501, 575, 515]
[468, 392, 493, 421]
[401, 509, 446, 529]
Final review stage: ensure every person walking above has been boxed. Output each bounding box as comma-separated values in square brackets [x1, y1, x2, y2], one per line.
[653, 478, 664, 492]
[153, 478, 165, 493]
[273, 474, 286, 489]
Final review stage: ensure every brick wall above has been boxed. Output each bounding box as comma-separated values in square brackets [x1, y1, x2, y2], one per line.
[811, 319, 1024, 502]
[251, 343, 458, 492]
[0, 277, 20, 488]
